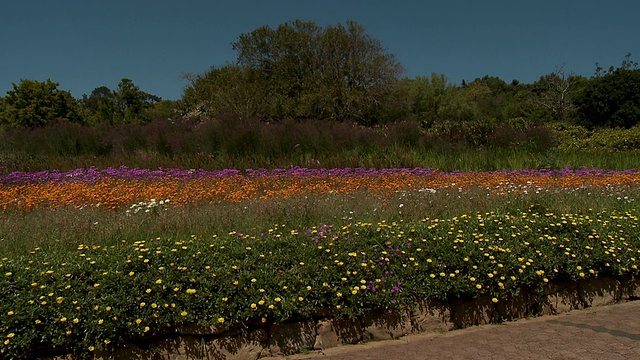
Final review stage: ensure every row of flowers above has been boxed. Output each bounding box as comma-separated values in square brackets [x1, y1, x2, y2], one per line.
[3, 166, 640, 185]
[2, 167, 640, 212]
[1, 208, 639, 358]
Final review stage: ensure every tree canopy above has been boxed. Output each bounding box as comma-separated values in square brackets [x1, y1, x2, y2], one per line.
[182, 19, 404, 124]
[0, 79, 82, 127]
[575, 67, 640, 129]
[81, 79, 161, 124]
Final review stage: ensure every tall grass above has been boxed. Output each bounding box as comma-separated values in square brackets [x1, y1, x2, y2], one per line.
[4, 118, 636, 173]
[2, 183, 637, 258]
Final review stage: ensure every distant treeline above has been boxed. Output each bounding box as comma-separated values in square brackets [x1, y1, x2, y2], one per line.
[1, 20, 639, 139]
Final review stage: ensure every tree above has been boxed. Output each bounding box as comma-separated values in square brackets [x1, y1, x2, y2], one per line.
[81, 86, 118, 124]
[114, 78, 161, 123]
[182, 19, 403, 124]
[0, 79, 82, 127]
[530, 66, 584, 122]
[576, 67, 640, 128]
[405, 73, 453, 126]
[81, 80, 161, 124]
[181, 65, 267, 120]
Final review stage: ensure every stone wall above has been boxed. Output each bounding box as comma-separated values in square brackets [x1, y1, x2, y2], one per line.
[47, 275, 640, 360]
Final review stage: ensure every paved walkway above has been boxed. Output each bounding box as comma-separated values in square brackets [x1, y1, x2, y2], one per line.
[266, 300, 640, 360]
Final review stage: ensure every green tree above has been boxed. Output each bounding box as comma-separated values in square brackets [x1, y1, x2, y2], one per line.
[405, 73, 453, 126]
[114, 78, 161, 123]
[181, 65, 267, 120]
[146, 100, 179, 121]
[81, 86, 118, 124]
[576, 57, 640, 129]
[0, 79, 82, 127]
[183, 19, 403, 124]
[530, 66, 585, 122]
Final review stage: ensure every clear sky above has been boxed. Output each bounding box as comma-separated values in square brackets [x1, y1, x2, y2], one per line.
[1, 0, 638, 100]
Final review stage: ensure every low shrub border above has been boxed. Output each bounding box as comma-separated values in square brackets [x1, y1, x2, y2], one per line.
[41, 275, 640, 359]
[3, 207, 640, 359]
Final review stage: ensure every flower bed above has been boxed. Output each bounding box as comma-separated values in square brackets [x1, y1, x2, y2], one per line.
[2, 166, 640, 212]
[2, 206, 640, 358]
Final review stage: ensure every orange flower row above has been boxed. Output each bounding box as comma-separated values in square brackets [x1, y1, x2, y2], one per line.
[2, 172, 640, 212]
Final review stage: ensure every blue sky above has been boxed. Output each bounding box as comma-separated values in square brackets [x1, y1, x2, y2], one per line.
[1, 1, 638, 100]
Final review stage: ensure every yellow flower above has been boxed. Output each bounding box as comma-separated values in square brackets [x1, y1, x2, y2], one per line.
[6, 333, 14, 338]
[336, 292, 342, 297]
[218, 317, 225, 324]
[186, 289, 196, 294]
[180, 311, 188, 317]
[476, 284, 482, 289]
[251, 303, 257, 310]
[492, 298, 499, 303]
[73, 318, 79, 324]
[98, 319, 104, 325]
[144, 326, 150, 332]
[60, 317, 67, 322]
[274, 297, 282, 302]
[7, 311, 13, 316]
[140, 302, 146, 307]
[135, 319, 142, 325]
[35, 319, 41, 324]
[155, 279, 163, 284]
[88, 346, 95, 351]
[298, 297, 304, 302]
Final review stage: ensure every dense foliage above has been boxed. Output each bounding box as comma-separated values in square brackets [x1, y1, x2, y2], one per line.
[1, 20, 638, 138]
[0, 79, 82, 128]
